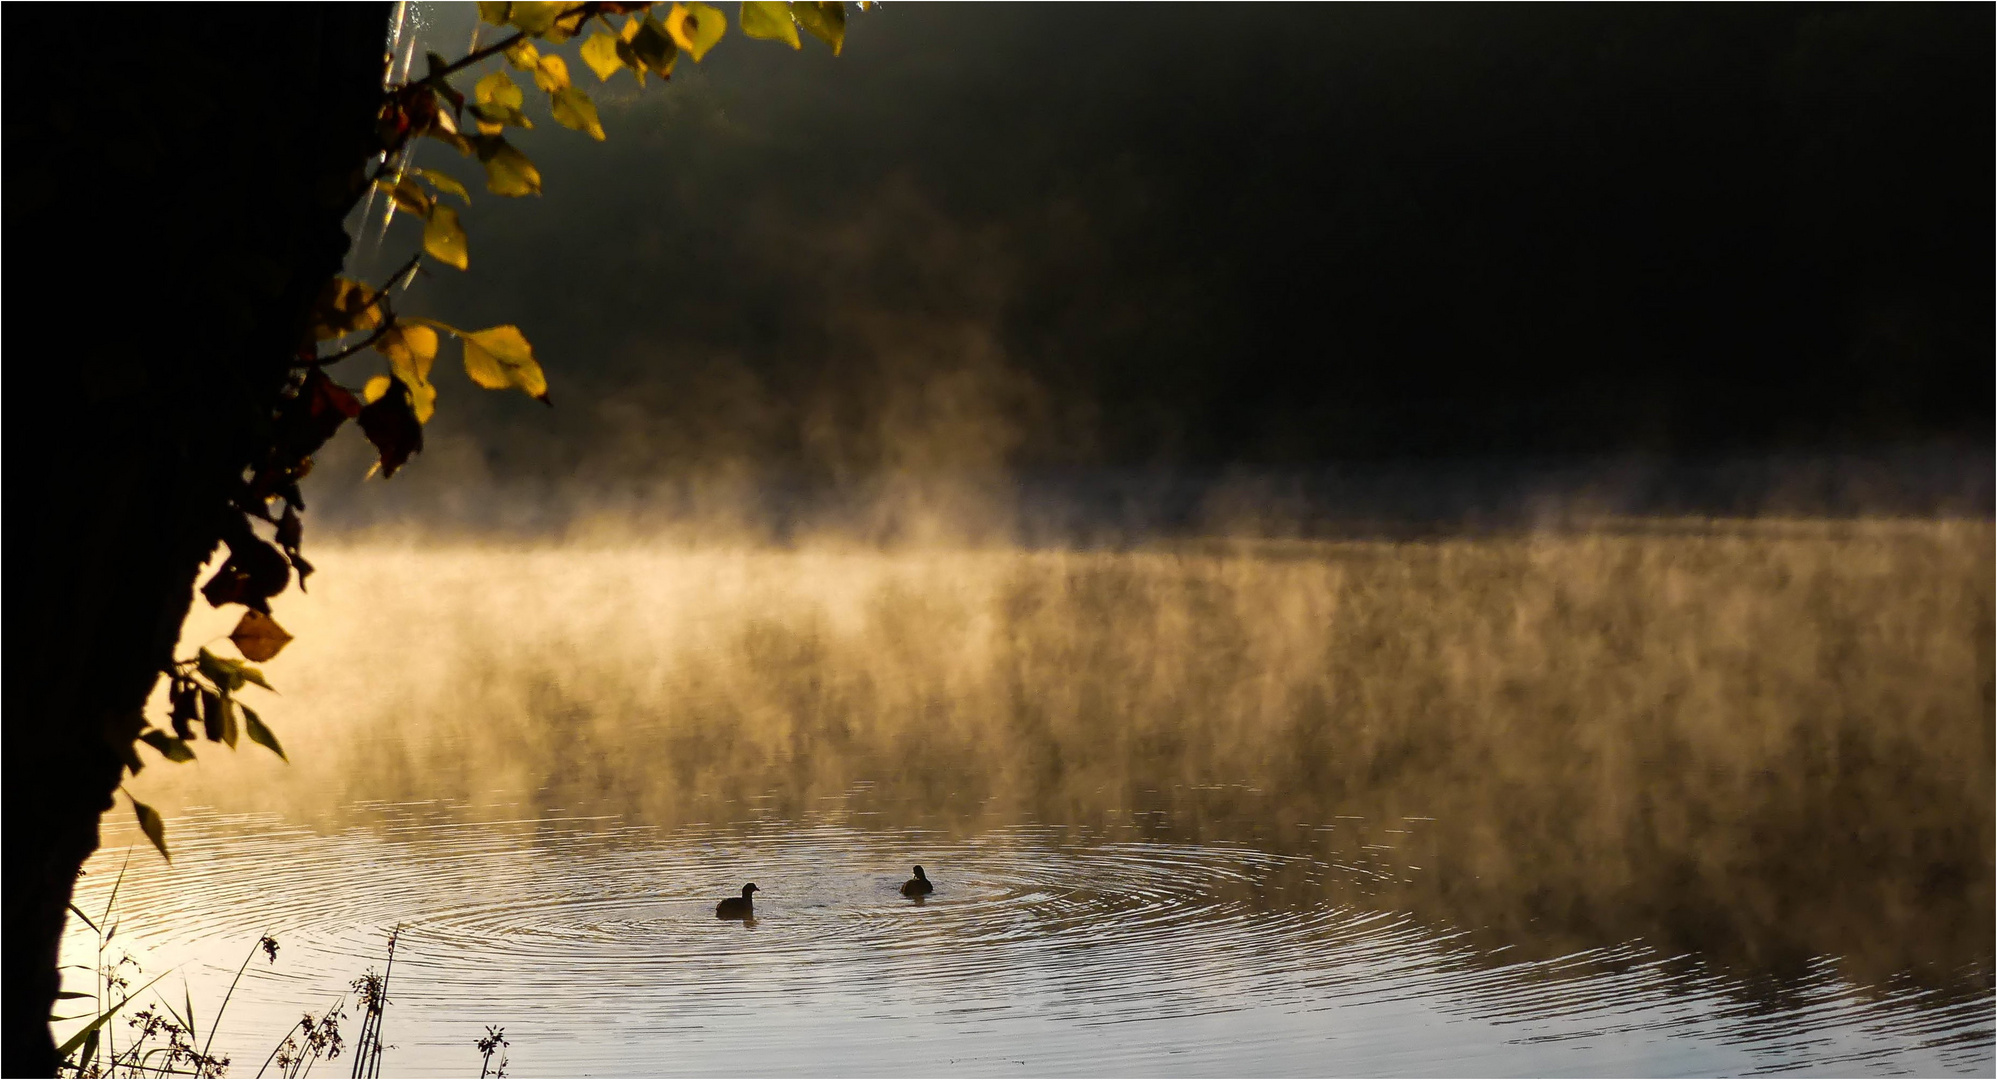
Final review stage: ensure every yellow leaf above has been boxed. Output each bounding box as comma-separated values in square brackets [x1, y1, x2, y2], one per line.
[666, 2, 726, 61]
[416, 167, 471, 203]
[544, 7, 586, 43]
[377, 323, 440, 420]
[621, 13, 643, 40]
[504, 38, 542, 70]
[476, 138, 543, 196]
[551, 87, 606, 140]
[423, 203, 470, 270]
[739, 1, 800, 48]
[426, 128, 475, 156]
[377, 323, 440, 380]
[364, 364, 436, 424]
[477, 1, 512, 25]
[230, 610, 294, 663]
[462, 325, 550, 401]
[507, 1, 564, 34]
[534, 53, 572, 93]
[581, 32, 625, 80]
[307, 278, 381, 340]
[475, 70, 525, 109]
[374, 177, 432, 218]
[791, 1, 844, 54]
[469, 102, 533, 132]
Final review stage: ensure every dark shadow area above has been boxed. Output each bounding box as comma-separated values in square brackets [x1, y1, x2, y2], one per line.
[346, 3, 1993, 486]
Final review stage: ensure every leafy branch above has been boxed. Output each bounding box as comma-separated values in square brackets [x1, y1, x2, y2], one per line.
[111, 1, 856, 866]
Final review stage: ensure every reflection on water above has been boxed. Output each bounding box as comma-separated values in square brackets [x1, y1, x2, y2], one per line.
[69, 520, 1993, 1075]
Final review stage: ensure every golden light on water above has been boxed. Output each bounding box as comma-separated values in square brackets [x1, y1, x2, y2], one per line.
[76, 518, 1992, 1073]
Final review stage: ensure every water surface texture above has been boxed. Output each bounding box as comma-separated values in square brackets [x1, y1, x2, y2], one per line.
[67, 522, 1994, 1076]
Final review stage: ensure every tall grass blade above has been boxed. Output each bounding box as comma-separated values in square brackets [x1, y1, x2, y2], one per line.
[55, 969, 166, 1058]
[66, 902, 100, 935]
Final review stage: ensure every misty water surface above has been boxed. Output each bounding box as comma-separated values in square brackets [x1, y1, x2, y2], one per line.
[65, 520, 1993, 1076]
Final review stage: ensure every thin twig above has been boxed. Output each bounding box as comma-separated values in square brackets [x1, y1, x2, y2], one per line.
[292, 253, 424, 369]
[404, 2, 596, 85]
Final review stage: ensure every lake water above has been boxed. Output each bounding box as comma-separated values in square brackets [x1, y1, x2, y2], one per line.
[65, 521, 1994, 1076]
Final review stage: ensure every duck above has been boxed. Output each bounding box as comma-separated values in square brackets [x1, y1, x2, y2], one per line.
[716, 883, 758, 919]
[900, 865, 934, 897]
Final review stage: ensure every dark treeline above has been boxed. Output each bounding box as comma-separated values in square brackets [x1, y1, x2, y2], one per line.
[359, 3, 1990, 485]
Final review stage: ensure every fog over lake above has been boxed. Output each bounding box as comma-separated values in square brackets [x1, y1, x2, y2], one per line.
[68, 507, 1993, 1075]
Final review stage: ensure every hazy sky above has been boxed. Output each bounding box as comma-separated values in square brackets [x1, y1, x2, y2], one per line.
[333, 2, 1991, 502]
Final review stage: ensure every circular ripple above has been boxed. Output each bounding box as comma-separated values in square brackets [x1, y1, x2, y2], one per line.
[61, 808, 1995, 1078]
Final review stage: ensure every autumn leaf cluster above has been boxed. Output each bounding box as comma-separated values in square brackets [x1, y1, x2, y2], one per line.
[116, 1, 852, 862]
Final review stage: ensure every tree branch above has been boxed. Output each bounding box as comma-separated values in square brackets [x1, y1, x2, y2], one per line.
[292, 253, 424, 368]
[413, 4, 598, 86]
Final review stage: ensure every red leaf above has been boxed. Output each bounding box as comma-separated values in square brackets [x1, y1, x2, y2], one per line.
[274, 371, 360, 460]
[358, 378, 424, 478]
[200, 531, 292, 612]
[230, 610, 295, 663]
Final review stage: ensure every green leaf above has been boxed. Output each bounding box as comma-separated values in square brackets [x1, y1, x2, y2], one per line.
[219, 695, 238, 748]
[416, 167, 471, 203]
[740, 2, 800, 48]
[139, 731, 196, 763]
[477, 1, 512, 26]
[241, 706, 288, 763]
[197, 647, 246, 692]
[534, 53, 572, 93]
[504, 38, 542, 70]
[199, 688, 224, 742]
[424, 204, 470, 270]
[580, 32, 625, 80]
[131, 796, 169, 861]
[666, 2, 726, 61]
[462, 325, 550, 401]
[551, 87, 606, 140]
[54, 992, 94, 1001]
[475, 70, 526, 109]
[507, 1, 565, 34]
[236, 665, 275, 692]
[475, 138, 543, 197]
[791, 1, 844, 54]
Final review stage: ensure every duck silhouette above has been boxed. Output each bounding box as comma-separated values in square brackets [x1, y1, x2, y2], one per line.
[900, 865, 934, 897]
[716, 883, 758, 919]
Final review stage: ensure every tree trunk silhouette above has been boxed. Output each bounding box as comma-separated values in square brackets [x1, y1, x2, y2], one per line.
[1, 8, 391, 1073]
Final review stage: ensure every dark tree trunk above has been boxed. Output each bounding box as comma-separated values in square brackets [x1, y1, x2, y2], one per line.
[2, 7, 391, 1073]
